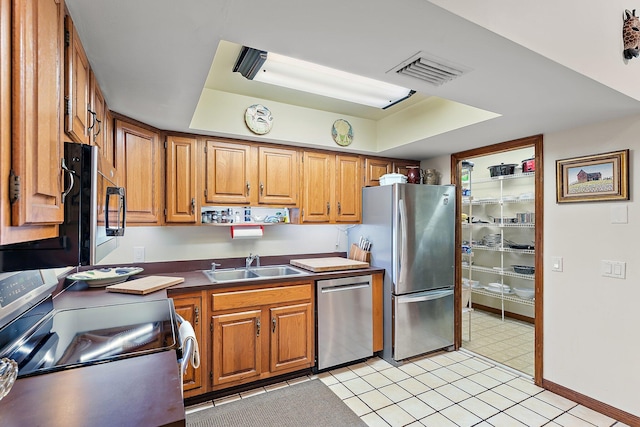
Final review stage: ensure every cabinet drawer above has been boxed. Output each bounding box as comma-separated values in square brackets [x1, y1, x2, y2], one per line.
[212, 284, 312, 311]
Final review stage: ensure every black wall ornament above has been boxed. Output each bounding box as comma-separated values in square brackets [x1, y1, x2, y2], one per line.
[623, 9, 640, 60]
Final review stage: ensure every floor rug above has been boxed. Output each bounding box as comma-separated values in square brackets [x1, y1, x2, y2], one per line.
[186, 379, 366, 427]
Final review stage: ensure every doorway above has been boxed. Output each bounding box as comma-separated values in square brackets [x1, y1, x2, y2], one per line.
[451, 135, 543, 386]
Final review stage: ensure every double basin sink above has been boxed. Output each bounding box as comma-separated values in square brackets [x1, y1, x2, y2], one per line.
[203, 265, 309, 283]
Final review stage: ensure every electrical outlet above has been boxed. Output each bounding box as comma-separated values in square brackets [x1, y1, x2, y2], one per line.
[133, 246, 145, 263]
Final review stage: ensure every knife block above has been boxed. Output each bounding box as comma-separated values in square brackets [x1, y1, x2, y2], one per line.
[349, 244, 371, 262]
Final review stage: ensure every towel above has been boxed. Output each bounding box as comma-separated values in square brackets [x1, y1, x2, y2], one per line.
[179, 320, 200, 370]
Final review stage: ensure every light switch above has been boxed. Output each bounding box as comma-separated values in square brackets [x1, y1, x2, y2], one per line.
[611, 205, 628, 224]
[551, 256, 563, 272]
[602, 260, 626, 279]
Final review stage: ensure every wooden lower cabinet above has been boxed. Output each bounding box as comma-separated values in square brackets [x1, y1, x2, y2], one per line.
[212, 310, 262, 386]
[209, 282, 314, 390]
[171, 292, 204, 398]
[269, 303, 313, 373]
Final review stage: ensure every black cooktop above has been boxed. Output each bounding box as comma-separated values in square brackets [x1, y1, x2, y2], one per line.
[1, 298, 178, 378]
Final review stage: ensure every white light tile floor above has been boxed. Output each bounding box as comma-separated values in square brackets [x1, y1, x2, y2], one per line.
[463, 309, 535, 376]
[186, 351, 626, 426]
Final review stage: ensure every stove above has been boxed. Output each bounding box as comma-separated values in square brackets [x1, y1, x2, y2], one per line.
[0, 271, 179, 378]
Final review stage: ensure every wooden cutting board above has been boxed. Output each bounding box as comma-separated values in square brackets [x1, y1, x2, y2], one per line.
[290, 257, 369, 272]
[106, 275, 184, 295]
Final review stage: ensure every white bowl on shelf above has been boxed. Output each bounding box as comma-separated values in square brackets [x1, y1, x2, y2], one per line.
[513, 287, 535, 300]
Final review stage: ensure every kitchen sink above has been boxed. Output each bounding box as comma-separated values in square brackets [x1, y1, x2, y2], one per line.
[202, 265, 308, 283]
[203, 269, 260, 282]
[252, 265, 308, 277]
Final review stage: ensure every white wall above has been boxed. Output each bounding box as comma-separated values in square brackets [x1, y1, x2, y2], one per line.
[428, 1, 640, 101]
[98, 224, 352, 264]
[543, 114, 639, 416]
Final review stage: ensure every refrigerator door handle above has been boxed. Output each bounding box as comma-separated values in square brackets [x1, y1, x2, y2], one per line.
[397, 289, 454, 304]
[396, 198, 408, 287]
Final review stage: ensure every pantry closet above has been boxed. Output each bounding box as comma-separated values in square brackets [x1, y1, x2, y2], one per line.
[452, 135, 543, 384]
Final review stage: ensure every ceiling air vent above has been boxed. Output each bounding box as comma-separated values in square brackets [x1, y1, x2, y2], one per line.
[393, 53, 470, 87]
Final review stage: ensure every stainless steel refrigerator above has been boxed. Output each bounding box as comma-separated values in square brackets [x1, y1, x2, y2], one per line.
[352, 183, 455, 363]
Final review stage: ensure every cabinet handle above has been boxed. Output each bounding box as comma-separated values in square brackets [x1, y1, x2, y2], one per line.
[246, 181, 250, 196]
[260, 182, 264, 196]
[338, 201, 341, 214]
[194, 306, 199, 325]
[272, 317, 276, 333]
[93, 118, 102, 142]
[256, 318, 261, 336]
[191, 198, 195, 215]
[87, 105, 96, 131]
[327, 202, 330, 215]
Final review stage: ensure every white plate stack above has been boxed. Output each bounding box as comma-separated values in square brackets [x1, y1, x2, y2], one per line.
[486, 282, 511, 294]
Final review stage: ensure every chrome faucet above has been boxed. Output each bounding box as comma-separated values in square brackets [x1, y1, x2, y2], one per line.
[211, 262, 221, 271]
[246, 253, 260, 268]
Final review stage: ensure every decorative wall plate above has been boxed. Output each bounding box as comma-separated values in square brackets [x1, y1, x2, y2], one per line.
[332, 119, 353, 146]
[245, 104, 273, 135]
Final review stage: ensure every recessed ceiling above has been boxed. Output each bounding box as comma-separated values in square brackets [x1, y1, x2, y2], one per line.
[201, 40, 430, 121]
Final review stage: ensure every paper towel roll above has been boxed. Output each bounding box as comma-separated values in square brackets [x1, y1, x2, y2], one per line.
[230, 225, 264, 239]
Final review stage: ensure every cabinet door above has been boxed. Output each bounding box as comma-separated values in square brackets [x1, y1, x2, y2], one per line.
[270, 303, 313, 373]
[211, 310, 262, 386]
[89, 70, 105, 147]
[364, 158, 392, 187]
[173, 294, 203, 396]
[204, 140, 251, 204]
[301, 152, 333, 223]
[392, 159, 419, 176]
[9, 0, 65, 231]
[64, 14, 91, 145]
[258, 146, 298, 205]
[115, 120, 163, 224]
[166, 135, 197, 223]
[335, 155, 361, 222]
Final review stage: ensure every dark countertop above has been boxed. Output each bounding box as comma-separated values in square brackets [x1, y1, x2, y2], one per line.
[90, 252, 384, 295]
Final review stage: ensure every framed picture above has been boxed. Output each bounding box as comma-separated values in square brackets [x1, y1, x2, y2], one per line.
[556, 149, 629, 203]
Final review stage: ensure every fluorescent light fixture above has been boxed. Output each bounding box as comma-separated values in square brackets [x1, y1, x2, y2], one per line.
[234, 46, 414, 109]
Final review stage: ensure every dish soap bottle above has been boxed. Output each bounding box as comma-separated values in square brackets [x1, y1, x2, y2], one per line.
[283, 208, 289, 223]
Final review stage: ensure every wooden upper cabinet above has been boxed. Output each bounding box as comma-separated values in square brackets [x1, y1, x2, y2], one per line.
[8, 0, 65, 233]
[166, 135, 197, 223]
[301, 152, 333, 223]
[258, 146, 298, 205]
[64, 14, 91, 145]
[115, 119, 163, 225]
[335, 155, 361, 222]
[89, 70, 105, 148]
[392, 159, 420, 177]
[203, 140, 299, 207]
[204, 139, 251, 205]
[364, 157, 392, 187]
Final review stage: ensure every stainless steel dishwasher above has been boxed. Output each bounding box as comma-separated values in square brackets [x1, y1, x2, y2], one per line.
[316, 275, 373, 370]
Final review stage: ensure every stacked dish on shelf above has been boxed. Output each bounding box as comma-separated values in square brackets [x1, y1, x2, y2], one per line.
[485, 282, 511, 294]
[512, 287, 535, 300]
